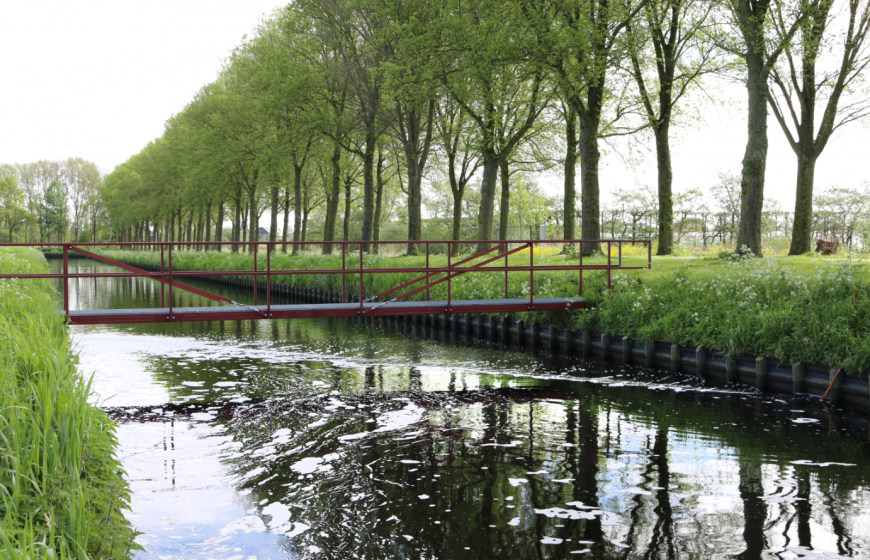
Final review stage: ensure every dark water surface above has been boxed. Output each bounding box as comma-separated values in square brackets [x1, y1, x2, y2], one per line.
[55, 259, 870, 559]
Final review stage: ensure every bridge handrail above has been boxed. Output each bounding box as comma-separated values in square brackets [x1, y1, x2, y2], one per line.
[0, 239, 652, 318]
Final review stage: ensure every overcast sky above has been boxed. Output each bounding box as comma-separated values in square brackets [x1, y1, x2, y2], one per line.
[1, 1, 867, 212]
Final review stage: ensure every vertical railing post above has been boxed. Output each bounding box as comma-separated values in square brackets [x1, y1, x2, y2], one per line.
[168, 243, 173, 320]
[266, 243, 271, 316]
[579, 240, 583, 298]
[160, 244, 165, 308]
[648, 238, 652, 269]
[618, 241, 622, 268]
[359, 242, 364, 315]
[447, 242, 451, 312]
[253, 243, 258, 307]
[425, 243, 430, 302]
[62, 244, 69, 316]
[529, 242, 534, 308]
[607, 241, 612, 291]
[341, 243, 346, 303]
[504, 241, 509, 299]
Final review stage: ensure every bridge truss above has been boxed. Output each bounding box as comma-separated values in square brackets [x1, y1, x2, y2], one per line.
[0, 240, 651, 325]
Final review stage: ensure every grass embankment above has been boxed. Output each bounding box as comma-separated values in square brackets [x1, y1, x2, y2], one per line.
[0, 248, 136, 558]
[95, 247, 870, 375]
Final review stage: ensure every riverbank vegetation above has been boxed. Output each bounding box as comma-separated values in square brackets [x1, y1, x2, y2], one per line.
[0, 248, 136, 558]
[94, 248, 870, 376]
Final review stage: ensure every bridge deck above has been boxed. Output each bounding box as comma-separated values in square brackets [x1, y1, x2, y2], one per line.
[63, 297, 586, 325]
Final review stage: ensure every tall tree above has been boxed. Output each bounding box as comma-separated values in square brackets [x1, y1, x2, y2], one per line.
[525, 0, 649, 254]
[721, 0, 810, 255]
[767, 0, 870, 254]
[437, 0, 548, 245]
[626, 0, 720, 255]
[434, 98, 482, 255]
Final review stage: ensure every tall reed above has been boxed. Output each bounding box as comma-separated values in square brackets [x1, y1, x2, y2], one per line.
[0, 248, 136, 559]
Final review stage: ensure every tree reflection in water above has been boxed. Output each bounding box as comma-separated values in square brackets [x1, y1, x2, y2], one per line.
[62, 260, 870, 559]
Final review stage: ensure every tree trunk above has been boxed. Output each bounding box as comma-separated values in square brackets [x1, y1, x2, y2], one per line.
[655, 123, 674, 255]
[343, 176, 352, 242]
[789, 151, 817, 255]
[564, 107, 577, 244]
[282, 182, 291, 254]
[736, 32, 770, 256]
[248, 172, 258, 254]
[451, 188, 464, 257]
[203, 202, 211, 250]
[477, 150, 499, 247]
[292, 164, 303, 254]
[232, 196, 241, 253]
[362, 129, 376, 252]
[302, 184, 310, 243]
[373, 149, 385, 255]
[185, 211, 193, 249]
[323, 142, 342, 255]
[578, 116, 601, 255]
[406, 163, 423, 255]
[498, 159, 510, 242]
[270, 182, 279, 253]
[214, 202, 224, 252]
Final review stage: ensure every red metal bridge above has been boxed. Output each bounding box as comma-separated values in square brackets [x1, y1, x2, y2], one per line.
[0, 239, 650, 325]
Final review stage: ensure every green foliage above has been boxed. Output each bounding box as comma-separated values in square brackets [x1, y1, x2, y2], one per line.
[39, 181, 69, 242]
[0, 248, 137, 559]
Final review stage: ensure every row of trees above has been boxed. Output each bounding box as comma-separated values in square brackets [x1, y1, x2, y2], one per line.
[0, 160, 104, 243]
[95, 0, 870, 256]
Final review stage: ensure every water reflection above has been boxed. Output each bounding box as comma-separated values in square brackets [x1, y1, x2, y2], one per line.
[55, 259, 870, 559]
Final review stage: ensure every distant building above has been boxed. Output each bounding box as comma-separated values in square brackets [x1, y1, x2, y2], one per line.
[259, 227, 269, 240]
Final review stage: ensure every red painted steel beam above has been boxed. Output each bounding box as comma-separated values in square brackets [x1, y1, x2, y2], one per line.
[68, 247, 234, 305]
[65, 301, 587, 325]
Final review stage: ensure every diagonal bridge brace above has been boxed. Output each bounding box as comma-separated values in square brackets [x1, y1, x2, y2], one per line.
[69, 247, 236, 305]
[367, 242, 530, 310]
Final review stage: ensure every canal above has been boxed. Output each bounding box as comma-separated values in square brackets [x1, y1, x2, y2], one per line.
[54, 258, 870, 559]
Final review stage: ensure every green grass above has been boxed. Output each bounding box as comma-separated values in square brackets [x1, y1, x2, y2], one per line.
[0, 248, 137, 559]
[97, 247, 870, 374]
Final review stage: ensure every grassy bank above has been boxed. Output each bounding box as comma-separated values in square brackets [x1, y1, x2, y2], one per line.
[0, 248, 136, 558]
[94, 248, 870, 375]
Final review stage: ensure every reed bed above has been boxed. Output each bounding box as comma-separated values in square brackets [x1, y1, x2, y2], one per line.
[0, 248, 136, 559]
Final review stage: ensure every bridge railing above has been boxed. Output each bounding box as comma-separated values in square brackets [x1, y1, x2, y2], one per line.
[0, 239, 651, 319]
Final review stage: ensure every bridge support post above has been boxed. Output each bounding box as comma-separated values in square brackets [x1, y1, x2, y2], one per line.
[564, 329, 574, 355]
[531, 322, 541, 350]
[671, 344, 681, 372]
[792, 362, 805, 393]
[601, 333, 611, 359]
[582, 331, 591, 356]
[516, 320, 526, 347]
[490, 317, 498, 344]
[644, 340, 655, 367]
[549, 327, 559, 353]
[622, 336, 631, 364]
